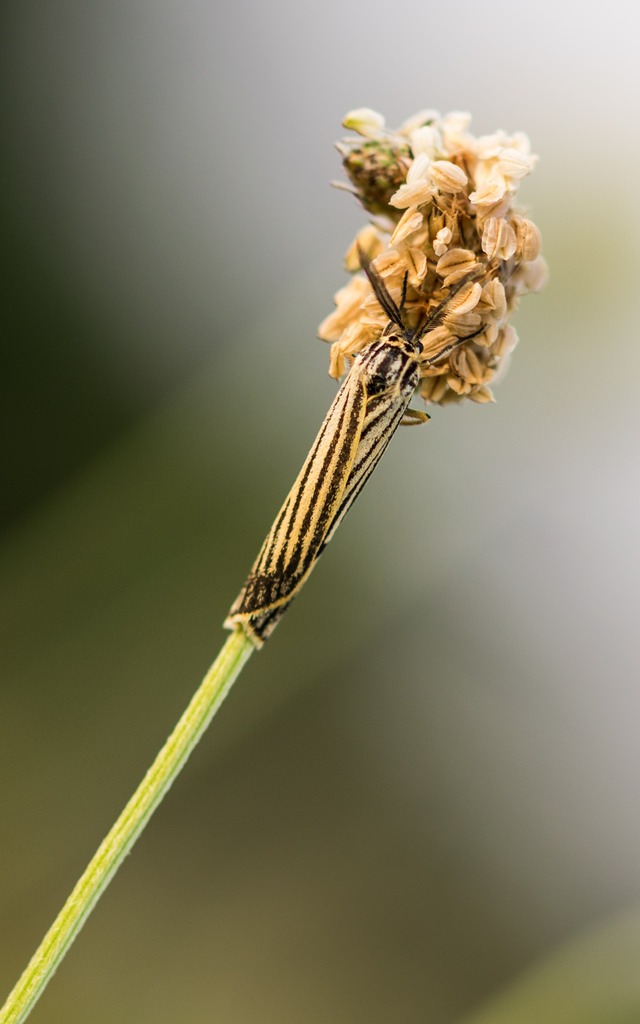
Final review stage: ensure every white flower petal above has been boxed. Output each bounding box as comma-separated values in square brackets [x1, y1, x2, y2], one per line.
[390, 207, 424, 244]
[433, 226, 452, 257]
[406, 152, 432, 183]
[429, 160, 467, 193]
[342, 108, 385, 138]
[440, 111, 472, 134]
[389, 180, 433, 209]
[496, 148, 537, 180]
[410, 125, 439, 159]
[399, 109, 441, 135]
[469, 179, 507, 207]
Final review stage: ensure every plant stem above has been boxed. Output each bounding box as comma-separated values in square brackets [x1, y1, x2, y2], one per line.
[0, 626, 255, 1024]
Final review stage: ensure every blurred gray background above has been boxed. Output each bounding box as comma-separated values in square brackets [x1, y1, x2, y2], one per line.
[2, 2, 640, 1022]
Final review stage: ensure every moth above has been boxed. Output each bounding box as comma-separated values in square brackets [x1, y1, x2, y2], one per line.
[225, 256, 483, 647]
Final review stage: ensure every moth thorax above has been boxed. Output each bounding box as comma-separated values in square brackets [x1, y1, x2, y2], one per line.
[359, 340, 418, 397]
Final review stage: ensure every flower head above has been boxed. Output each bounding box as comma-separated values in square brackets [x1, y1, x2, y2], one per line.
[319, 109, 546, 405]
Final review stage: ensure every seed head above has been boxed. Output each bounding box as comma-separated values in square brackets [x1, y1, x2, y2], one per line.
[319, 109, 546, 405]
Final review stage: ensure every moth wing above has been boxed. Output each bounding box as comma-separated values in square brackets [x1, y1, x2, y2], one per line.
[225, 373, 367, 640]
[319, 381, 412, 552]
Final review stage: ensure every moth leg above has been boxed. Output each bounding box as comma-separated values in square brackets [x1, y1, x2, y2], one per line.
[401, 409, 430, 426]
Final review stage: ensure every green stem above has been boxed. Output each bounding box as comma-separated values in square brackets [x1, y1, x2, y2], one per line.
[0, 627, 255, 1024]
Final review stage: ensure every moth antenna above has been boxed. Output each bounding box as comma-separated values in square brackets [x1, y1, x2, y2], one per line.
[399, 271, 409, 317]
[357, 245, 405, 330]
[416, 266, 487, 341]
[423, 326, 485, 367]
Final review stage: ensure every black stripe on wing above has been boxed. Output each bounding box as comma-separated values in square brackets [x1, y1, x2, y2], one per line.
[227, 373, 367, 627]
[320, 391, 410, 551]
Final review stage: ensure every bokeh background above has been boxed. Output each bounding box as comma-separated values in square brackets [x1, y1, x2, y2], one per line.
[2, 2, 640, 1022]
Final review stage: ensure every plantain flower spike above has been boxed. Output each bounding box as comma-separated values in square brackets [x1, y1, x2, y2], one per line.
[320, 108, 546, 405]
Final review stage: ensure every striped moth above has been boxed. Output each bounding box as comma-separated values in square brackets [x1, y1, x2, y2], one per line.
[225, 256, 484, 646]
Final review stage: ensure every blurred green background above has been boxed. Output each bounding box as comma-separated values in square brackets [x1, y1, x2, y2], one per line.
[2, 2, 640, 1022]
